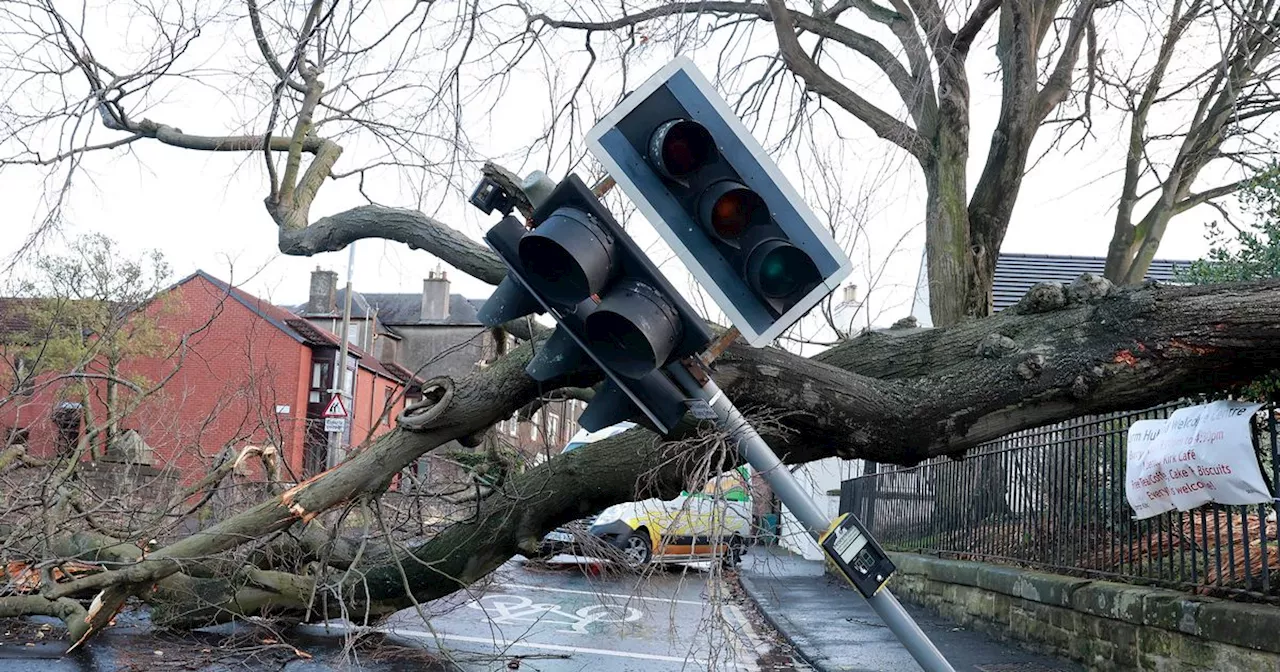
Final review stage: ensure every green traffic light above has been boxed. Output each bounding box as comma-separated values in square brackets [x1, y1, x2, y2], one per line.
[749, 240, 821, 300]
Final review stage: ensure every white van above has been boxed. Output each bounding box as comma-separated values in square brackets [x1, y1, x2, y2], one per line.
[537, 423, 753, 568]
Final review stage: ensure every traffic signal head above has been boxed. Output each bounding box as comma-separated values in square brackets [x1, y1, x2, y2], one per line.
[517, 206, 615, 306]
[475, 174, 713, 435]
[586, 57, 852, 347]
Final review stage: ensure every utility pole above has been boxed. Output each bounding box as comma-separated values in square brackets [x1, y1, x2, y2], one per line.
[327, 242, 357, 468]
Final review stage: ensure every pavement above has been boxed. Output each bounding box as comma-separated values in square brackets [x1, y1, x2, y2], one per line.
[738, 545, 1083, 672]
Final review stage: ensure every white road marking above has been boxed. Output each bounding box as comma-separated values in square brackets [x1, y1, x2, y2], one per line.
[497, 582, 705, 606]
[387, 627, 716, 665]
[728, 603, 771, 657]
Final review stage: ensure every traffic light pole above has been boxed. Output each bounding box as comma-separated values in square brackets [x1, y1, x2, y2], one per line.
[668, 363, 956, 672]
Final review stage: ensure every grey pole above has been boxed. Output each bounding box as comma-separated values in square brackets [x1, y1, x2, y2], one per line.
[669, 365, 955, 672]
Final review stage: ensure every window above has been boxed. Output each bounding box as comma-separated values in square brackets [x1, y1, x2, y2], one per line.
[13, 357, 34, 396]
[531, 410, 542, 442]
[309, 360, 332, 404]
[347, 323, 363, 348]
[548, 412, 559, 444]
[383, 386, 394, 426]
[508, 414, 518, 437]
[52, 403, 82, 454]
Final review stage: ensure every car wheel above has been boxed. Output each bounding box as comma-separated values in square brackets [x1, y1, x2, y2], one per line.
[620, 531, 652, 569]
[722, 535, 745, 568]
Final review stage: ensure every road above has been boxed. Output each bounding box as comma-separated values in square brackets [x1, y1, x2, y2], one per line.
[0, 555, 800, 671]
[376, 555, 801, 671]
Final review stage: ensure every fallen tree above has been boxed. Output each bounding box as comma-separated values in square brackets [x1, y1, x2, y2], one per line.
[3, 0, 1280, 653]
[8, 228, 1280, 644]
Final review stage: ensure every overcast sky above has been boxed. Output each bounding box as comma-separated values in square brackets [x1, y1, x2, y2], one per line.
[0, 1, 1246, 347]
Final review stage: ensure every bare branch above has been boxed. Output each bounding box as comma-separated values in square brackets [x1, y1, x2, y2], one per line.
[763, 0, 932, 161]
[953, 0, 1001, 53]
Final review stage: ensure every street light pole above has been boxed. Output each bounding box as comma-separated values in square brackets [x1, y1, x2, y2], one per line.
[667, 363, 956, 672]
[328, 242, 357, 468]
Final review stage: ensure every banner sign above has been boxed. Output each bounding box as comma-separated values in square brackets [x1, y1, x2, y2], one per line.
[1125, 401, 1271, 519]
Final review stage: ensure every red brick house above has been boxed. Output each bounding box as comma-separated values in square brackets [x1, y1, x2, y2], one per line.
[0, 271, 410, 484]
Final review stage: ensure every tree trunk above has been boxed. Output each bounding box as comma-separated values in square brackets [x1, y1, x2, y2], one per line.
[923, 123, 977, 327]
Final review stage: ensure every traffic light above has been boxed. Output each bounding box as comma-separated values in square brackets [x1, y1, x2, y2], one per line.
[472, 173, 713, 435]
[586, 57, 852, 347]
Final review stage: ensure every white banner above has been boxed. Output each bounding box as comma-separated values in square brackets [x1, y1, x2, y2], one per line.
[1125, 401, 1271, 519]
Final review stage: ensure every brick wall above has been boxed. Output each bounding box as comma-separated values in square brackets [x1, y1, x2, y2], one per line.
[1, 275, 312, 484]
[117, 275, 312, 482]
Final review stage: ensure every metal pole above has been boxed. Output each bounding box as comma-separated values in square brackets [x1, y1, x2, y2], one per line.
[669, 365, 956, 672]
[328, 242, 357, 468]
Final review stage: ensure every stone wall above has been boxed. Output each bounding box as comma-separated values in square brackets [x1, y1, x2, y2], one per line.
[888, 552, 1280, 671]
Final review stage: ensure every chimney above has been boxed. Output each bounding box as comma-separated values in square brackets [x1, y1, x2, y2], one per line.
[307, 267, 338, 314]
[840, 284, 859, 304]
[421, 266, 451, 321]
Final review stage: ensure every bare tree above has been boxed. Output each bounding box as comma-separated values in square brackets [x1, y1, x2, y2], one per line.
[1, 0, 1280, 656]
[522, 0, 1280, 325]
[1102, 0, 1280, 284]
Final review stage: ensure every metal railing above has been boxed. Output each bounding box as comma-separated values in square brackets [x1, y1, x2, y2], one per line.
[840, 401, 1280, 602]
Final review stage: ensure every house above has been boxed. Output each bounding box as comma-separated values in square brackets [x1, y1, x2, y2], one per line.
[290, 267, 583, 467]
[0, 271, 409, 485]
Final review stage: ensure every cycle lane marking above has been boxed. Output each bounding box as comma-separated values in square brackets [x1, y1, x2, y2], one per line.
[386, 628, 716, 665]
[495, 582, 705, 606]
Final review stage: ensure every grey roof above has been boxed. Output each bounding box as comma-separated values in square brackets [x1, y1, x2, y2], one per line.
[292, 290, 485, 326]
[992, 253, 1191, 312]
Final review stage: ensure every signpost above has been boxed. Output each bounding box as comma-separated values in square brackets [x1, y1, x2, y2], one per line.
[323, 394, 347, 435]
[471, 56, 955, 672]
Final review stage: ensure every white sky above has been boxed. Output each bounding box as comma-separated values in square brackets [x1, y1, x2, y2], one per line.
[0, 1, 1251, 347]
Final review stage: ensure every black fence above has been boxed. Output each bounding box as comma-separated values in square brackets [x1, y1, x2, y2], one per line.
[840, 401, 1280, 602]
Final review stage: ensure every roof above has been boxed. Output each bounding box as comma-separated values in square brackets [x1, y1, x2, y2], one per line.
[0, 297, 50, 337]
[382, 361, 426, 386]
[991, 253, 1191, 312]
[281, 316, 404, 382]
[291, 290, 485, 327]
[0, 297, 127, 341]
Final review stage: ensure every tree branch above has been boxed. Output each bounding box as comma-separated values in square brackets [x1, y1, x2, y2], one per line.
[764, 0, 932, 161]
[531, 2, 933, 132]
[1173, 179, 1253, 215]
[953, 0, 1001, 53]
[1033, 0, 1098, 121]
[277, 205, 506, 284]
[246, 0, 308, 93]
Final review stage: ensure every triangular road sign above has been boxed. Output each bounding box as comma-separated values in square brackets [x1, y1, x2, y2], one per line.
[323, 395, 348, 418]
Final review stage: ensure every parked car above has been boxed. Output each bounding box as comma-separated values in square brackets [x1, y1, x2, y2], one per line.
[537, 422, 753, 568]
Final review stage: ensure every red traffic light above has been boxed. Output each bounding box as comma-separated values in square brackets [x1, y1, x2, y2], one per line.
[699, 180, 767, 243]
[648, 119, 714, 180]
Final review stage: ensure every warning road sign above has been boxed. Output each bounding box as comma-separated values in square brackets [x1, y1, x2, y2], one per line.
[323, 395, 348, 418]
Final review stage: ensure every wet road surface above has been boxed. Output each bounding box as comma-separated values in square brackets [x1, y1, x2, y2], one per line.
[372, 555, 799, 671]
